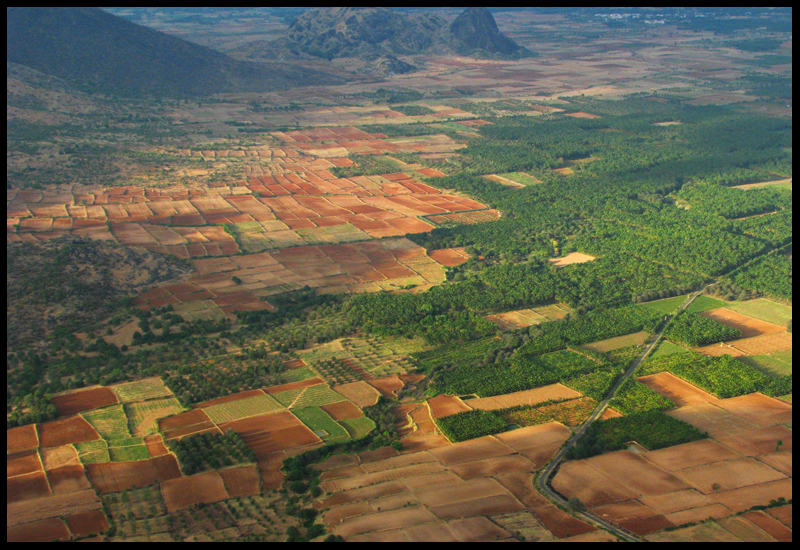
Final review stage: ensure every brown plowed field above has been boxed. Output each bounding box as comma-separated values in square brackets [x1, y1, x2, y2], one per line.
[64, 509, 110, 538]
[449, 454, 536, 480]
[321, 400, 363, 421]
[46, 464, 92, 495]
[716, 425, 792, 458]
[144, 434, 170, 457]
[713, 393, 793, 426]
[219, 464, 261, 497]
[698, 308, 786, 338]
[161, 470, 230, 513]
[663, 503, 733, 526]
[7, 471, 52, 503]
[743, 510, 793, 542]
[709, 478, 793, 514]
[637, 372, 718, 407]
[85, 455, 181, 494]
[427, 394, 471, 419]
[7, 424, 39, 454]
[7, 488, 101, 527]
[51, 387, 119, 417]
[585, 451, 692, 496]
[40, 445, 80, 470]
[7, 450, 42, 477]
[639, 489, 715, 516]
[531, 505, 597, 539]
[718, 515, 777, 542]
[448, 515, 511, 542]
[264, 377, 325, 395]
[678, 457, 787, 494]
[367, 375, 405, 398]
[667, 402, 760, 438]
[553, 461, 637, 507]
[429, 436, 515, 467]
[428, 247, 471, 267]
[218, 411, 321, 458]
[36, 416, 100, 448]
[7, 517, 71, 542]
[333, 506, 439, 538]
[642, 439, 740, 471]
[428, 493, 525, 520]
[159, 408, 212, 431]
[699, 331, 792, 356]
[465, 384, 582, 412]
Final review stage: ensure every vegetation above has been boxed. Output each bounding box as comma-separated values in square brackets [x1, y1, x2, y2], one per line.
[663, 311, 742, 346]
[641, 352, 792, 399]
[567, 411, 707, 459]
[435, 409, 509, 442]
[168, 430, 257, 475]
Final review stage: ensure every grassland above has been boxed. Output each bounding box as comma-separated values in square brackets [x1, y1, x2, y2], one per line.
[291, 406, 350, 443]
[641, 295, 728, 315]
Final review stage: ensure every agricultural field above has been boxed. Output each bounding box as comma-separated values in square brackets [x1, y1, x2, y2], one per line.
[485, 303, 572, 331]
[6, 6, 794, 542]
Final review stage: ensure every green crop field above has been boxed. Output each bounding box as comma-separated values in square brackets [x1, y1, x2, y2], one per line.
[686, 296, 729, 314]
[736, 350, 792, 378]
[292, 406, 350, 442]
[108, 440, 150, 462]
[111, 378, 174, 403]
[271, 388, 305, 408]
[649, 340, 690, 359]
[203, 393, 284, 424]
[291, 385, 350, 409]
[725, 298, 792, 327]
[74, 439, 111, 464]
[639, 295, 689, 314]
[82, 405, 132, 440]
[339, 416, 376, 440]
[125, 397, 184, 436]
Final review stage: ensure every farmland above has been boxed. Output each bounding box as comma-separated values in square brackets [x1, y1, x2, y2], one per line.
[6, 6, 794, 543]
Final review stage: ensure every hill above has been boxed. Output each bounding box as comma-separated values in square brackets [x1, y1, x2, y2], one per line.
[6, 7, 344, 96]
[240, 6, 527, 62]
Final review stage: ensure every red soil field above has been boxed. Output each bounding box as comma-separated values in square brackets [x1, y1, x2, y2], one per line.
[7, 450, 43, 477]
[766, 504, 793, 529]
[7, 517, 71, 542]
[163, 422, 220, 441]
[7, 488, 102, 529]
[427, 394, 471, 419]
[144, 434, 170, 457]
[159, 408, 212, 431]
[742, 511, 793, 542]
[219, 464, 261, 498]
[332, 506, 439, 539]
[36, 416, 100, 448]
[218, 412, 321, 458]
[85, 454, 181, 494]
[553, 461, 637, 507]
[321, 400, 363, 421]
[64, 509, 110, 538]
[46, 464, 92, 495]
[161, 470, 230, 513]
[263, 377, 325, 395]
[7, 425, 40, 454]
[8, 471, 52, 503]
[532, 505, 597, 539]
[428, 247, 471, 267]
[637, 372, 718, 407]
[51, 387, 119, 417]
[367, 375, 405, 398]
[698, 308, 786, 338]
[448, 516, 512, 542]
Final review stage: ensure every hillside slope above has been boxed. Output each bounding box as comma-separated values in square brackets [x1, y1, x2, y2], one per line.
[6, 7, 344, 96]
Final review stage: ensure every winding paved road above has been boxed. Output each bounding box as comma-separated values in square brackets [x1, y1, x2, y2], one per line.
[534, 289, 706, 542]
